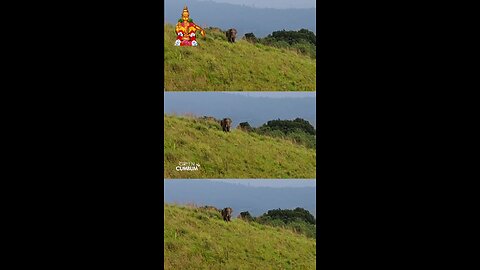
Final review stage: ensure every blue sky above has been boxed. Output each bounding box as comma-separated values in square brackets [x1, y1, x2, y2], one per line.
[197, 0, 316, 9]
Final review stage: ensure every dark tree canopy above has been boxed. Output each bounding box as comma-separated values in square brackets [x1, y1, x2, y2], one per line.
[244, 32, 257, 43]
[262, 208, 316, 225]
[238, 121, 253, 131]
[249, 118, 316, 149]
[268, 29, 316, 46]
[239, 211, 253, 221]
[262, 118, 316, 135]
[238, 28, 316, 58]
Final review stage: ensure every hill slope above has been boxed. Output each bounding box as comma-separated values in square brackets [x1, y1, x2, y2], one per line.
[164, 24, 316, 91]
[164, 115, 316, 178]
[164, 204, 316, 270]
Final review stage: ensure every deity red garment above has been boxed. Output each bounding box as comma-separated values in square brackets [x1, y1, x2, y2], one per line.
[174, 6, 205, 47]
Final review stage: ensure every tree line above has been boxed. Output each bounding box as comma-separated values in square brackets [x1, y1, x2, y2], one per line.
[244, 29, 316, 59]
[239, 207, 316, 239]
[238, 118, 316, 149]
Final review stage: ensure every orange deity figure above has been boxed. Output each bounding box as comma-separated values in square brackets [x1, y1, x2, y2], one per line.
[175, 5, 206, 46]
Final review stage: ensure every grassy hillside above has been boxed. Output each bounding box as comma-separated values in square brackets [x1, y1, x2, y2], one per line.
[164, 24, 316, 91]
[164, 204, 316, 270]
[164, 114, 316, 178]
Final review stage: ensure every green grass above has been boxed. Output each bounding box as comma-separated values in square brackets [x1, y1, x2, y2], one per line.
[164, 114, 316, 178]
[164, 204, 316, 270]
[164, 24, 316, 91]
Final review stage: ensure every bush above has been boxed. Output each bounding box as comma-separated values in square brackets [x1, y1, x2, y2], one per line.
[238, 122, 253, 132]
[239, 211, 253, 221]
[253, 208, 317, 239]
[270, 29, 316, 46]
[244, 32, 257, 43]
[255, 29, 316, 58]
[260, 208, 316, 225]
[261, 118, 316, 135]
[252, 118, 316, 149]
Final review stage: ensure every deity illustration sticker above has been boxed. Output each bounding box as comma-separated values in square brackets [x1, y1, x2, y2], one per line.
[175, 6, 206, 46]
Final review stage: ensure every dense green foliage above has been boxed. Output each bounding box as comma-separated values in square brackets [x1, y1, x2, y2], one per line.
[244, 32, 257, 43]
[244, 29, 317, 59]
[261, 118, 316, 135]
[164, 204, 316, 270]
[260, 208, 316, 225]
[238, 211, 254, 221]
[238, 118, 316, 149]
[254, 208, 316, 239]
[164, 24, 316, 91]
[238, 121, 253, 131]
[269, 29, 316, 46]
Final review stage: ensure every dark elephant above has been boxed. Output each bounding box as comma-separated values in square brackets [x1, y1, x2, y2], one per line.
[220, 118, 232, 132]
[226, 28, 237, 43]
[221, 207, 233, 222]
